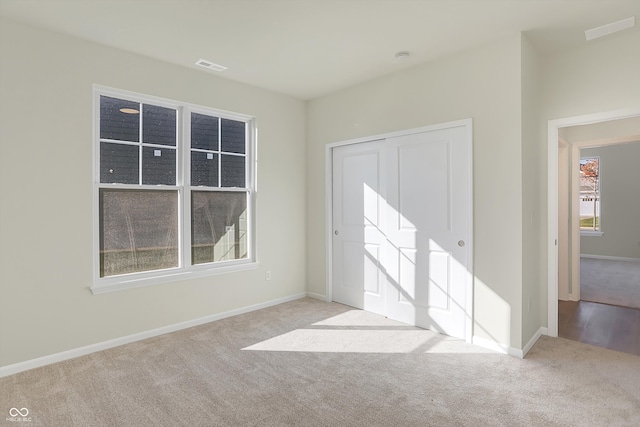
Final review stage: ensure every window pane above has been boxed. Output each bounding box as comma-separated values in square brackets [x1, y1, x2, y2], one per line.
[221, 118, 246, 154]
[191, 191, 247, 265]
[100, 96, 139, 142]
[191, 151, 219, 187]
[100, 142, 139, 184]
[100, 189, 179, 277]
[143, 104, 176, 146]
[191, 113, 219, 151]
[142, 147, 176, 185]
[221, 155, 245, 187]
[579, 157, 600, 231]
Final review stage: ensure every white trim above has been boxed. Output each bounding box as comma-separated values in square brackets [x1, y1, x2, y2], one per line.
[509, 349, 524, 358]
[472, 335, 511, 355]
[548, 119, 559, 337]
[580, 254, 640, 263]
[306, 292, 328, 301]
[325, 119, 473, 150]
[580, 231, 603, 237]
[547, 107, 640, 338]
[326, 119, 473, 342]
[91, 261, 259, 295]
[182, 109, 192, 270]
[472, 331, 547, 359]
[0, 293, 307, 378]
[570, 142, 581, 300]
[92, 89, 101, 287]
[325, 143, 334, 303]
[522, 327, 548, 358]
[94, 85, 253, 122]
[464, 120, 474, 344]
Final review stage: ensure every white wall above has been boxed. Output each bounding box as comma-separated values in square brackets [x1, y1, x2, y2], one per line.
[521, 35, 544, 344]
[307, 35, 524, 349]
[563, 117, 640, 143]
[0, 19, 307, 367]
[541, 28, 640, 323]
[580, 142, 640, 259]
[542, 29, 640, 119]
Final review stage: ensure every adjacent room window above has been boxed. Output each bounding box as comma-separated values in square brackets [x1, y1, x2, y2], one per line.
[579, 156, 600, 233]
[94, 87, 255, 292]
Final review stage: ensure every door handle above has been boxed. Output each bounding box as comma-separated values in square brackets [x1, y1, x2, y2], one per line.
[458, 240, 465, 247]
[334, 230, 339, 236]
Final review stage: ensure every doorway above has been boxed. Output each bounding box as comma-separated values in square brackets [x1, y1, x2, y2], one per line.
[328, 120, 473, 341]
[547, 109, 640, 339]
[577, 140, 640, 310]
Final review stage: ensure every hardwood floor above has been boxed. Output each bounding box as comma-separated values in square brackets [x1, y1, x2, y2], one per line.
[558, 300, 640, 357]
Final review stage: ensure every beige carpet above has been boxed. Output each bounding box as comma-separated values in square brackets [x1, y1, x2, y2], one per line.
[581, 257, 640, 309]
[2, 298, 640, 426]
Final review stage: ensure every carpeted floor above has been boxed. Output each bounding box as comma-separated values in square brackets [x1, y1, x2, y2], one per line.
[580, 257, 640, 309]
[1, 298, 640, 426]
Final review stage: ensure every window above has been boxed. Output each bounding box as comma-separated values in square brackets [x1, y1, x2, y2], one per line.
[579, 156, 600, 233]
[93, 87, 256, 293]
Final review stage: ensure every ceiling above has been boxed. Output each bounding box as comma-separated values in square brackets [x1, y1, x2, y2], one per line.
[1, 0, 638, 100]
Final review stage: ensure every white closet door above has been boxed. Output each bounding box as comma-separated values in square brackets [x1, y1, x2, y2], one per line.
[384, 126, 470, 340]
[332, 140, 387, 315]
[331, 123, 471, 340]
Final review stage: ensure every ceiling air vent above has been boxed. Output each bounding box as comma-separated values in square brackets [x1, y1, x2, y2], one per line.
[195, 59, 227, 72]
[585, 16, 635, 41]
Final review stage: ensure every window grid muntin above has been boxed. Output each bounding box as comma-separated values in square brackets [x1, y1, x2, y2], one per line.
[98, 97, 179, 186]
[138, 102, 143, 184]
[189, 111, 248, 189]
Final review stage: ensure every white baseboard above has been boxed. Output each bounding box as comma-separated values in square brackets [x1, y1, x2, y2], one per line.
[522, 327, 547, 357]
[472, 329, 547, 359]
[0, 292, 307, 378]
[306, 292, 329, 301]
[580, 254, 640, 263]
[472, 335, 511, 355]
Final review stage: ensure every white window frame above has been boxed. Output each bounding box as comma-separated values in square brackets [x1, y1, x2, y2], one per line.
[579, 155, 603, 237]
[92, 85, 258, 294]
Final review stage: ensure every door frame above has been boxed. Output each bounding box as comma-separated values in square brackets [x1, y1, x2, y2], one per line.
[325, 118, 474, 342]
[547, 108, 640, 337]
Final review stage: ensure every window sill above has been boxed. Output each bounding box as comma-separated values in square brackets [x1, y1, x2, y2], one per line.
[580, 231, 603, 237]
[91, 261, 259, 295]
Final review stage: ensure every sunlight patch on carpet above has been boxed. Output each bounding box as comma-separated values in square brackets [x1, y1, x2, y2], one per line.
[243, 310, 493, 354]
